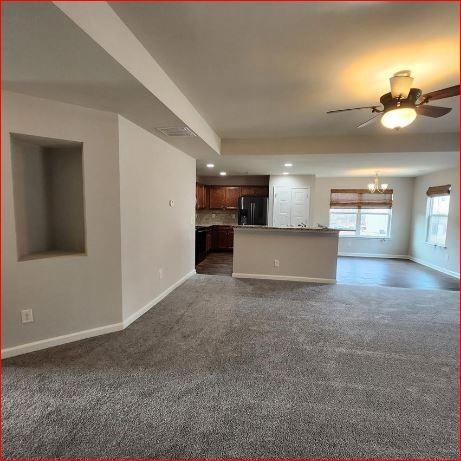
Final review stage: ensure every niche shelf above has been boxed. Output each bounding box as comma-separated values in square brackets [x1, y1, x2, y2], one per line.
[11, 133, 86, 261]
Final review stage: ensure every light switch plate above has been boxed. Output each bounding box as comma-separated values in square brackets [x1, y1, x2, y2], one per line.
[21, 309, 34, 324]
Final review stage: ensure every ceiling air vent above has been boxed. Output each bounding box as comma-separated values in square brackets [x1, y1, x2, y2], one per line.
[156, 126, 197, 137]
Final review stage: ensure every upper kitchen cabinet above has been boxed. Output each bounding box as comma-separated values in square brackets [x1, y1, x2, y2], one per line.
[209, 186, 241, 209]
[240, 186, 269, 197]
[225, 187, 241, 209]
[196, 183, 208, 209]
[209, 186, 226, 209]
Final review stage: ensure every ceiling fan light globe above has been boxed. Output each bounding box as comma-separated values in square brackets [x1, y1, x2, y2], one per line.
[368, 183, 376, 193]
[381, 108, 417, 129]
[381, 184, 388, 191]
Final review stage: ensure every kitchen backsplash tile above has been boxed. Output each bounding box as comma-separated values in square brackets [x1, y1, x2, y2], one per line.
[196, 209, 237, 225]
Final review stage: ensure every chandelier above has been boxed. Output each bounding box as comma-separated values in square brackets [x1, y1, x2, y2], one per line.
[368, 173, 388, 194]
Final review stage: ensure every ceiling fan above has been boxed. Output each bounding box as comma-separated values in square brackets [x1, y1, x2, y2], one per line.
[327, 71, 459, 129]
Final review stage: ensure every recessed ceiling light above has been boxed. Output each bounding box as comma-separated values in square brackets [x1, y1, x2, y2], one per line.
[284, 163, 293, 167]
[219, 171, 227, 176]
[206, 163, 215, 168]
[283, 172, 289, 175]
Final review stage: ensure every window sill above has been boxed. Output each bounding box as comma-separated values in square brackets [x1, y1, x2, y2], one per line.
[424, 242, 447, 249]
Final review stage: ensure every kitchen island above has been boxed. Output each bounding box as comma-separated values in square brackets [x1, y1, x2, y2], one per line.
[232, 225, 340, 283]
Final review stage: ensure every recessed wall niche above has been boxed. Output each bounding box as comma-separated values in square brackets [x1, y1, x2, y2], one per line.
[11, 133, 86, 261]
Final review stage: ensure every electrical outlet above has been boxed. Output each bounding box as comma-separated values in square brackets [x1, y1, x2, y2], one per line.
[274, 259, 280, 268]
[159, 268, 163, 279]
[21, 309, 34, 324]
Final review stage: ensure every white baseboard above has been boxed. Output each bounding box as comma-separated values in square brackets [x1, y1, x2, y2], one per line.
[232, 272, 336, 284]
[2, 269, 196, 359]
[122, 269, 196, 329]
[408, 256, 460, 279]
[1, 322, 124, 359]
[338, 252, 410, 259]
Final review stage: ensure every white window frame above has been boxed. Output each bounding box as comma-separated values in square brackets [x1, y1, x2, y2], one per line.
[425, 195, 450, 248]
[329, 208, 392, 239]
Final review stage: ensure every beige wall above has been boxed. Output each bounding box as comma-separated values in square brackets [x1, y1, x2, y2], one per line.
[10, 139, 51, 256]
[46, 146, 85, 253]
[3, 91, 123, 349]
[409, 167, 459, 276]
[118, 116, 195, 321]
[313, 176, 415, 257]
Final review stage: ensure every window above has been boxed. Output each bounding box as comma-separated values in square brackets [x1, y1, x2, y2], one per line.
[330, 208, 392, 238]
[329, 189, 393, 238]
[426, 195, 450, 247]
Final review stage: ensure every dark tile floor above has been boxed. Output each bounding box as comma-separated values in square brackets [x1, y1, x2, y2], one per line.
[196, 252, 233, 276]
[337, 256, 459, 291]
[196, 252, 459, 291]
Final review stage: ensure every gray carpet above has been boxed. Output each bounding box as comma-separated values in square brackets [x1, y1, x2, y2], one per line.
[3, 275, 459, 459]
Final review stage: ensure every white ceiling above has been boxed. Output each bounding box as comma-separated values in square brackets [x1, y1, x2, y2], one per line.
[2, 2, 218, 159]
[196, 151, 458, 178]
[3, 2, 459, 179]
[111, 1, 460, 138]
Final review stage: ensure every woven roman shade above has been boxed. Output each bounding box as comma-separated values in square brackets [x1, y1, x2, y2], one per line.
[330, 189, 393, 209]
[426, 184, 451, 197]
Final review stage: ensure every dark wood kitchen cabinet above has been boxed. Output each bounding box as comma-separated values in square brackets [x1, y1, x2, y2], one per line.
[196, 183, 208, 210]
[209, 186, 241, 210]
[240, 186, 269, 197]
[224, 187, 241, 209]
[215, 226, 234, 250]
[205, 228, 213, 252]
[208, 186, 227, 209]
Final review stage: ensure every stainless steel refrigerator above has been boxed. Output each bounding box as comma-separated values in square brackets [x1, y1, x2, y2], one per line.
[238, 196, 268, 225]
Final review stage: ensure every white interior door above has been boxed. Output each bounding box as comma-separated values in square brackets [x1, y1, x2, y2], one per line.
[291, 188, 310, 226]
[273, 187, 291, 227]
[273, 186, 310, 227]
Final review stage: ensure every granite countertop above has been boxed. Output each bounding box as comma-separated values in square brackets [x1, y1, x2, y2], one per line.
[233, 225, 339, 234]
[196, 224, 235, 228]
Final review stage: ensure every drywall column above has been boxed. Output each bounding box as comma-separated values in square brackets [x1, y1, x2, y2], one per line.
[118, 116, 196, 323]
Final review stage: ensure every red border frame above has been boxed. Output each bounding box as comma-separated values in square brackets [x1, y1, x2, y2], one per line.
[0, 1, 459, 461]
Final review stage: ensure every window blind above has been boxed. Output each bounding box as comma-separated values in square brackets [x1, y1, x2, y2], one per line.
[330, 189, 393, 209]
[426, 184, 451, 197]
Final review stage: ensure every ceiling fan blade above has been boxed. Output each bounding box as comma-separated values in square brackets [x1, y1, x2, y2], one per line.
[416, 105, 452, 118]
[421, 85, 459, 101]
[357, 114, 381, 128]
[327, 105, 378, 114]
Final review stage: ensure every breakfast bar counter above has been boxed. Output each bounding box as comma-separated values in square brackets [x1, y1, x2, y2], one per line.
[232, 225, 340, 283]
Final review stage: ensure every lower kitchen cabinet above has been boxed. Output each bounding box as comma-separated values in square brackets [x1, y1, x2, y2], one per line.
[215, 226, 234, 251]
[211, 226, 234, 251]
[205, 229, 212, 252]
